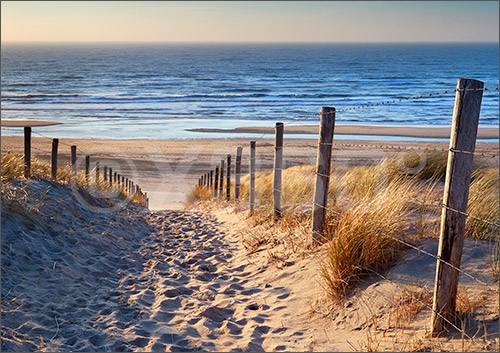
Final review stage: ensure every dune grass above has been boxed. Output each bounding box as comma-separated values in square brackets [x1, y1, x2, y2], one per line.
[187, 151, 498, 303]
[1, 153, 146, 207]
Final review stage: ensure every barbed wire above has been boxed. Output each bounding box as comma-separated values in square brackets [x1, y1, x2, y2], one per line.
[331, 142, 499, 159]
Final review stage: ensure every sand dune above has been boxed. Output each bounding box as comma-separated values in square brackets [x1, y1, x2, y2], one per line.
[2, 179, 498, 351]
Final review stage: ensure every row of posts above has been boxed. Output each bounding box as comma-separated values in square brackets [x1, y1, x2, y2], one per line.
[22, 131, 149, 209]
[194, 78, 484, 336]
[197, 122, 285, 220]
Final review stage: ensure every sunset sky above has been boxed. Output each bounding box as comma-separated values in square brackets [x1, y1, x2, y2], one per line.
[2, 1, 499, 43]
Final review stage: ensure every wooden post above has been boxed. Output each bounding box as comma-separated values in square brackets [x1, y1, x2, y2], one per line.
[85, 155, 90, 184]
[431, 78, 484, 335]
[210, 170, 214, 189]
[109, 167, 113, 185]
[114, 171, 117, 184]
[117, 174, 121, 187]
[214, 167, 219, 198]
[104, 166, 108, 182]
[51, 138, 59, 180]
[24, 127, 31, 178]
[71, 145, 77, 180]
[96, 162, 100, 183]
[312, 107, 336, 243]
[121, 176, 125, 190]
[235, 147, 242, 200]
[226, 154, 231, 201]
[219, 159, 225, 199]
[250, 141, 256, 213]
[273, 122, 284, 218]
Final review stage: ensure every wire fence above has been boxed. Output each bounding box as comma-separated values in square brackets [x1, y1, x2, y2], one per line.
[2, 129, 149, 209]
[195, 81, 499, 337]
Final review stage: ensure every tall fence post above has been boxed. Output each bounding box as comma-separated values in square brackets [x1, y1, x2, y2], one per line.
[85, 155, 90, 185]
[109, 167, 113, 186]
[71, 145, 77, 180]
[51, 138, 59, 180]
[96, 162, 100, 182]
[219, 159, 225, 199]
[226, 154, 231, 201]
[214, 167, 219, 198]
[235, 147, 242, 200]
[114, 171, 117, 184]
[431, 78, 484, 335]
[250, 141, 256, 213]
[210, 170, 214, 189]
[24, 127, 31, 178]
[312, 107, 336, 243]
[273, 122, 284, 218]
[104, 166, 108, 182]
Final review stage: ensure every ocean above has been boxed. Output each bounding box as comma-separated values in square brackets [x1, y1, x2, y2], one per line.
[1, 43, 498, 140]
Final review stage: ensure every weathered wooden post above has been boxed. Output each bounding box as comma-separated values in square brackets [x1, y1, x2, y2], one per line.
[226, 154, 231, 201]
[109, 167, 113, 185]
[312, 107, 336, 243]
[235, 147, 242, 200]
[121, 176, 125, 190]
[431, 78, 484, 335]
[51, 138, 59, 180]
[250, 141, 256, 213]
[96, 162, 100, 183]
[214, 167, 219, 198]
[219, 159, 225, 199]
[104, 166, 108, 184]
[85, 155, 90, 184]
[273, 122, 284, 218]
[71, 145, 77, 180]
[114, 171, 117, 184]
[24, 127, 31, 178]
[210, 170, 214, 189]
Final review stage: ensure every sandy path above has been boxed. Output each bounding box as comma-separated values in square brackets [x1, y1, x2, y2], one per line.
[1, 179, 338, 351]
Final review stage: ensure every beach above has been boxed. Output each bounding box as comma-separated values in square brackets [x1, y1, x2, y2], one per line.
[2, 129, 498, 210]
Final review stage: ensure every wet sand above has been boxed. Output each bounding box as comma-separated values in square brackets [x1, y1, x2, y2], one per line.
[187, 124, 499, 139]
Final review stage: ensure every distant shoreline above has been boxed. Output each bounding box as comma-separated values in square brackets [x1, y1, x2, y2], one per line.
[187, 124, 500, 140]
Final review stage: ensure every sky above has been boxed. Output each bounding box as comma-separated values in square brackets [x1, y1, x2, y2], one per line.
[1, 1, 499, 43]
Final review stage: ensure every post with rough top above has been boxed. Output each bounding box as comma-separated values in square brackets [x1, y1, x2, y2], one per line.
[210, 170, 214, 189]
[51, 138, 59, 180]
[250, 141, 256, 213]
[96, 162, 100, 183]
[24, 127, 31, 178]
[226, 154, 231, 201]
[312, 107, 336, 244]
[109, 167, 113, 186]
[219, 160, 225, 199]
[71, 146, 77, 181]
[85, 155, 90, 185]
[235, 147, 242, 200]
[214, 167, 219, 198]
[273, 122, 284, 218]
[431, 78, 484, 335]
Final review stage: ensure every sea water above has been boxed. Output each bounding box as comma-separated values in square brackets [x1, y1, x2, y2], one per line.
[1, 43, 498, 140]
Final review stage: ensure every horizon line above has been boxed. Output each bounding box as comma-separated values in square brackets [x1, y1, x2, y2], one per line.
[2, 40, 499, 45]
